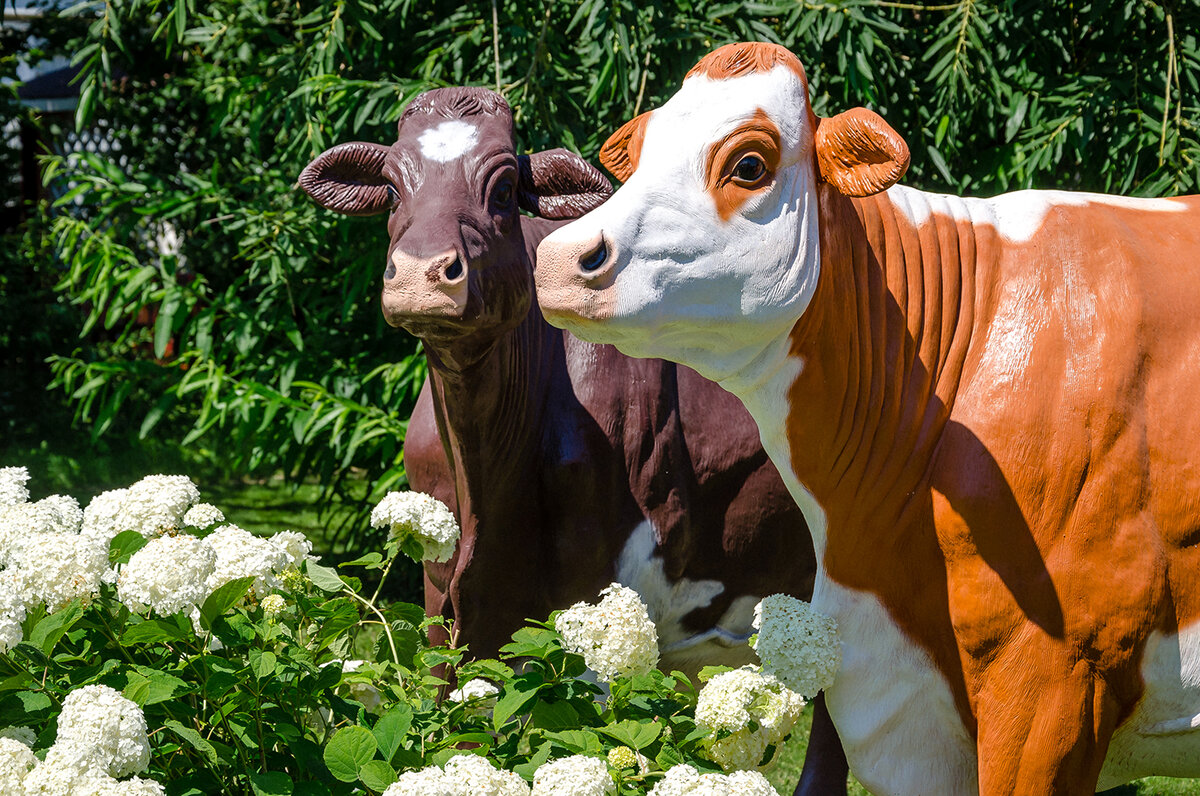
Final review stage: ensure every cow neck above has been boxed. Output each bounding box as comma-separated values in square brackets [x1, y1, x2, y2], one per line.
[784, 183, 990, 729]
[422, 306, 553, 515]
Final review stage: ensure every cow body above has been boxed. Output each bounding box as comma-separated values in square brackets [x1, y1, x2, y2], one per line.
[535, 43, 1200, 794]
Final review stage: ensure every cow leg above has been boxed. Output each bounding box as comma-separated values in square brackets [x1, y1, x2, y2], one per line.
[976, 660, 1120, 795]
[794, 692, 849, 796]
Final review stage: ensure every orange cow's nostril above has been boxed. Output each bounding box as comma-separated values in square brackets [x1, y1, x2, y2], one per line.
[579, 237, 608, 273]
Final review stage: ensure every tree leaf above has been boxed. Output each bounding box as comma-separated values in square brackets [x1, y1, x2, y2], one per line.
[200, 576, 256, 629]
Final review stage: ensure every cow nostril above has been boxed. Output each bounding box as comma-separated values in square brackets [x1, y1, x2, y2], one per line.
[579, 238, 608, 273]
[384, 263, 396, 280]
[444, 258, 463, 281]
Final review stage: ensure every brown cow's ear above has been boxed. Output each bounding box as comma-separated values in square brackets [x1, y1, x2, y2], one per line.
[298, 141, 393, 216]
[814, 108, 909, 197]
[517, 149, 613, 220]
[599, 111, 651, 183]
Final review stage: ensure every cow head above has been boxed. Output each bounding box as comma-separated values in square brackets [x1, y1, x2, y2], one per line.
[535, 43, 909, 382]
[300, 87, 611, 357]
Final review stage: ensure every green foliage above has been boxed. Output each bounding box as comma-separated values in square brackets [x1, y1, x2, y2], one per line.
[0, 492, 732, 795]
[12, 0, 1199, 546]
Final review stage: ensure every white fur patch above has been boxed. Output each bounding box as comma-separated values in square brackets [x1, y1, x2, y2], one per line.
[418, 120, 479, 163]
[1098, 618, 1200, 788]
[615, 520, 760, 670]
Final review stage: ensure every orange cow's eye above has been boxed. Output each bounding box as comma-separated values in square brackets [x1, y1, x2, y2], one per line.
[731, 155, 767, 186]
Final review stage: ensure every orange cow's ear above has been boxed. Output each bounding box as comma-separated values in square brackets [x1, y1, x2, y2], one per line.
[814, 108, 909, 197]
[599, 111, 653, 184]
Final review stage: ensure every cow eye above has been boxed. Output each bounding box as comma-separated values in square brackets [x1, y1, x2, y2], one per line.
[385, 183, 400, 205]
[731, 155, 767, 186]
[491, 179, 514, 210]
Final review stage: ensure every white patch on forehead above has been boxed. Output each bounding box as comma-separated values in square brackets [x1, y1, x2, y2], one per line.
[418, 120, 479, 163]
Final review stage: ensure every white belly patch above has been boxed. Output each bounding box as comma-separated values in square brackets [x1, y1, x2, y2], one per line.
[615, 520, 760, 671]
[1098, 618, 1200, 789]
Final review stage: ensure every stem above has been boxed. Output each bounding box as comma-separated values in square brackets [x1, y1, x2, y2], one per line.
[1158, 6, 1177, 165]
[491, 0, 502, 93]
[344, 587, 401, 667]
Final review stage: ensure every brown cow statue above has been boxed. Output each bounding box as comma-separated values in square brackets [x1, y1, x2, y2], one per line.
[300, 86, 849, 794]
[536, 41, 1200, 795]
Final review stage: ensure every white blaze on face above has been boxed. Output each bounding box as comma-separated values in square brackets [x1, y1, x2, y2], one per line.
[540, 65, 822, 383]
[418, 120, 479, 163]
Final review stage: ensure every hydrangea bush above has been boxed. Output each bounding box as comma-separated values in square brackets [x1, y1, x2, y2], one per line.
[0, 467, 841, 795]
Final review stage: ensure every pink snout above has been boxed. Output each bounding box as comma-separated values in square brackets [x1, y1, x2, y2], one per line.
[381, 249, 467, 327]
[534, 231, 617, 328]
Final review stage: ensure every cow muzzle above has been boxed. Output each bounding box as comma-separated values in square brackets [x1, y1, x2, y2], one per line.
[381, 248, 468, 327]
[534, 231, 617, 328]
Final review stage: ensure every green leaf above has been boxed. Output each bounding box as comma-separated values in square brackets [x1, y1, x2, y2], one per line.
[530, 699, 580, 731]
[250, 772, 293, 796]
[339, 552, 382, 569]
[200, 576, 256, 629]
[109, 530, 149, 565]
[29, 601, 83, 655]
[596, 719, 662, 750]
[305, 561, 345, 593]
[250, 649, 277, 679]
[492, 674, 545, 730]
[120, 618, 190, 646]
[323, 726, 378, 783]
[372, 704, 413, 763]
[357, 759, 396, 791]
[165, 720, 222, 767]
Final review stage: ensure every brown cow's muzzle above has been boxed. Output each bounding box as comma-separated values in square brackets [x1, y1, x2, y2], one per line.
[381, 248, 468, 327]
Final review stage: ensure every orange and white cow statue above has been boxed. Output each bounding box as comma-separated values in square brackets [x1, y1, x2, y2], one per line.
[536, 41, 1200, 796]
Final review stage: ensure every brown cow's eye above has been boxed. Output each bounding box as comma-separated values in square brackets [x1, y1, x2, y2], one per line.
[386, 184, 400, 205]
[731, 155, 767, 186]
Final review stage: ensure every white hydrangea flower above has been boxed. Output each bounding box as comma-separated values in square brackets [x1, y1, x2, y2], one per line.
[370, 491, 460, 563]
[694, 666, 804, 771]
[0, 573, 27, 652]
[0, 724, 36, 746]
[203, 524, 291, 597]
[22, 745, 114, 795]
[54, 684, 151, 778]
[9, 531, 110, 611]
[270, 530, 314, 569]
[117, 534, 217, 616]
[605, 746, 650, 774]
[261, 593, 286, 619]
[555, 583, 659, 683]
[384, 766, 455, 796]
[82, 475, 200, 545]
[647, 764, 780, 795]
[24, 494, 84, 534]
[93, 775, 168, 795]
[0, 465, 30, 506]
[0, 736, 38, 793]
[531, 755, 614, 796]
[442, 754, 530, 795]
[447, 678, 500, 708]
[182, 502, 224, 528]
[751, 594, 840, 698]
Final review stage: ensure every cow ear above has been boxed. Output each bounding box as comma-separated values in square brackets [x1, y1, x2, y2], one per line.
[814, 108, 909, 197]
[298, 142, 393, 216]
[517, 149, 613, 220]
[599, 111, 651, 183]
